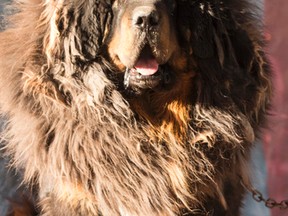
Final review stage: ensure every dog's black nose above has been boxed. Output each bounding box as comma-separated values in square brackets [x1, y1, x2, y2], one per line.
[133, 6, 160, 29]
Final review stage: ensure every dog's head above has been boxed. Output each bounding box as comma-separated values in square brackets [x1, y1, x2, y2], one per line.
[44, 0, 196, 96]
[21, 0, 270, 127]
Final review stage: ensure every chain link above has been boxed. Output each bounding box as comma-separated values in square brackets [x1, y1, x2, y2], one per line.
[250, 187, 288, 210]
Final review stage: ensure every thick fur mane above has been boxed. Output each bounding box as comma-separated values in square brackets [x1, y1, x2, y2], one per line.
[0, 0, 271, 215]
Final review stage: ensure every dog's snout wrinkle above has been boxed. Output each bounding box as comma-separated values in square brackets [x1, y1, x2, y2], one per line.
[133, 6, 160, 29]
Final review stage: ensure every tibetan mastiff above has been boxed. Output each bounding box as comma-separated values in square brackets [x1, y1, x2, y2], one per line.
[0, 0, 271, 215]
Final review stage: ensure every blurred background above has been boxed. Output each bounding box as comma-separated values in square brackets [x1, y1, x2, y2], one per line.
[0, 0, 287, 215]
[262, 1, 288, 216]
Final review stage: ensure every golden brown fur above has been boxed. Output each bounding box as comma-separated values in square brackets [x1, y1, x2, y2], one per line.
[0, 0, 271, 215]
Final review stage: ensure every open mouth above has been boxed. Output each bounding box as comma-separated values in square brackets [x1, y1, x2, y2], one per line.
[124, 45, 173, 94]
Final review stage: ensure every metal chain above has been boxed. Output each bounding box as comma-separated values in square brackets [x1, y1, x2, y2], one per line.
[251, 188, 288, 210]
[241, 178, 288, 210]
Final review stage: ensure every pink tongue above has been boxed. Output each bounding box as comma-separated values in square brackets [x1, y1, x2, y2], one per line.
[135, 58, 159, 76]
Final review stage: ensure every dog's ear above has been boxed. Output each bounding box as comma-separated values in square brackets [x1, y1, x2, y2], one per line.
[218, 6, 271, 126]
[15, 1, 113, 106]
[45, 0, 113, 64]
[177, 1, 271, 125]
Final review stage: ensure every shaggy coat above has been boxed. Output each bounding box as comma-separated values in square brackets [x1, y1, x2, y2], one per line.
[0, 0, 271, 215]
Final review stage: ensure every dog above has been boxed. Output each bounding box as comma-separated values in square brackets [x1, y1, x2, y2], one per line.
[0, 0, 271, 215]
